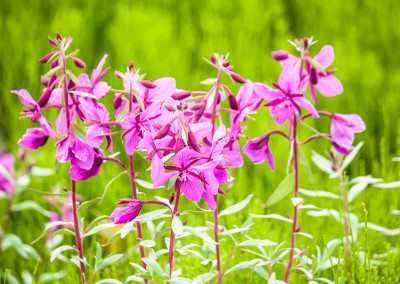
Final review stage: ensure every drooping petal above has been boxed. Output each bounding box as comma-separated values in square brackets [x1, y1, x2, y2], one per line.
[18, 128, 49, 150]
[12, 89, 37, 108]
[316, 75, 343, 97]
[86, 125, 104, 148]
[110, 200, 142, 224]
[314, 45, 334, 69]
[243, 135, 275, 170]
[151, 155, 177, 188]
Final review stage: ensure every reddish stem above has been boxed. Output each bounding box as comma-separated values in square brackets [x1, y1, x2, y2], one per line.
[284, 116, 300, 283]
[129, 155, 147, 272]
[71, 181, 86, 284]
[210, 68, 223, 282]
[169, 183, 182, 279]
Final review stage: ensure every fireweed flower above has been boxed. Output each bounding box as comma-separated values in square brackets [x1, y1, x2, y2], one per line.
[243, 134, 275, 170]
[18, 128, 49, 150]
[110, 200, 142, 224]
[254, 68, 319, 125]
[330, 113, 366, 154]
[0, 152, 15, 193]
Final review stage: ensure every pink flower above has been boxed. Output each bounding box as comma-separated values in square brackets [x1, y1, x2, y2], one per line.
[254, 68, 319, 125]
[18, 128, 49, 150]
[243, 135, 275, 170]
[70, 148, 103, 181]
[0, 152, 14, 193]
[77, 54, 110, 99]
[330, 114, 366, 154]
[110, 200, 142, 224]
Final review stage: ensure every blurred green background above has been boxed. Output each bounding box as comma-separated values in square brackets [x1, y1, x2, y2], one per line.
[0, 0, 399, 282]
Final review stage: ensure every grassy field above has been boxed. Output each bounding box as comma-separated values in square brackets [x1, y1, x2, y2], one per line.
[0, 0, 399, 283]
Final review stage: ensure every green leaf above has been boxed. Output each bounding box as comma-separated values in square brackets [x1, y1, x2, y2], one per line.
[99, 171, 127, 204]
[95, 279, 123, 284]
[83, 223, 116, 237]
[97, 254, 123, 271]
[171, 216, 183, 236]
[50, 245, 76, 262]
[220, 194, 253, 217]
[136, 179, 157, 189]
[142, 259, 166, 278]
[238, 239, 277, 247]
[250, 214, 293, 224]
[12, 201, 50, 217]
[265, 173, 294, 207]
[2, 234, 40, 260]
[139, 240, 156, 248]
[38, 271, 66, 283]
[134, 209, 168, 222]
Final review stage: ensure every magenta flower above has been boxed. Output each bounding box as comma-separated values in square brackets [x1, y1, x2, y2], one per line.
[110, 200, 142, 224]
[70, 148, 103, 181]
[254, 68, 318, 125]
[0, 152, 15, 193]
[77, 54, 110, 99]
[12, 89, 55, 137]
[18, 128, 49, 150]
[243, 135, 275, 170]
[330, 114, 366, 154]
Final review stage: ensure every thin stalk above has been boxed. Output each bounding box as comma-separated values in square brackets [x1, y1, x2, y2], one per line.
[284, 116, 300, 283]
[169, 183, 182, 279]
[210, 68, 223, 282]
[61, 47, 85, 283]
[339, 173, 352, 277]
[71, 181, 86, 284]
[129, 155, 147, 271]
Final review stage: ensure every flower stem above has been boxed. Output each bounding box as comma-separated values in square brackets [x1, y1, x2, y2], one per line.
[340, 173, 352, 277]
[284, 116, 300, 283]
[128, 155, 147, 273]
[71, 180, 86, 284]
[210, 68, 223, 281]
[169, 183, 182, 279]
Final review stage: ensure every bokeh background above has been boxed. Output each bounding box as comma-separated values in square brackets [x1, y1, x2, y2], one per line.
[0, 0, 399, 282]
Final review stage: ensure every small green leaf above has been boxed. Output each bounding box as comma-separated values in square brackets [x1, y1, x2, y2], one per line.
[50, 245, 76, 262]
[97, 254, 123, 271]
[265, 173, 294, 207]
[171, 216, 183, 236]
[219, 194, 253, 217]
[12, 201, 50, 217]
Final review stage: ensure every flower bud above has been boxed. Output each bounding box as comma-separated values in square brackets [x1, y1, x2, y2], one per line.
[51, 59, 59, 69]
[56, 32, 62, 41]
[48, 37, 57, 46]
[154, 123, 171, 140]
[172, 91, 191, 100]
[190, 103, 204, 111]
[113, 93, 123, 109]
[228, 93, 239, 110]
[210, 54, 217, 65]
[222, 61, 230, 67]
[175, 137, 184, 152]
[271, 50, 289, 61]
[187, 130, 200, 152]
[40, 52, 56, 63]
[72, 57, 86, 69]
[37, 88, 52, 107]
[140, 80, 157, 89]
[310, 67, 318, 85]
[165, 104, 176, 112]
[41, 76, 50, 86]
[129, 61, 134, 71]
[230, 72, 246, 84]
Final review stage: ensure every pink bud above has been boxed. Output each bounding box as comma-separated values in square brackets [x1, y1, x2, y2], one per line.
[39, 52, 56, 63]
[96, 67, 110, 83]
[210, 54, 217, 65]
[228, 93, 239, 110]
[48, 37, 57, 46]
[187, 130, 200, 152]
[190, 103, 204, 111]
[154, 123, 171, 139]
[72, 57, 86, 69]
[41, 76, 50, 86]
[222, 61, 230, 67]
[51, 60, 59, 69]
[129, 61, 134, 71]
[230, 72, 246, 84]
[165, 104, 176, 112]
[310, 67, 318, 85]
[175, 137, 184, 152]
[113, 93, 123, 109]
[172, 91, 191, 100]
[194, 100, 206, 121]
[271, 50, 289, 61]
[140, 80, 157, 89]
[37, 88, 52, 107]
[56, 32, 62, 41]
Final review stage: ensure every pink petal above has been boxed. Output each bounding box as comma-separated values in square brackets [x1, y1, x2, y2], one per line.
[180, 177, 203, 202]
[314, 45, 334, 69]
[316, 75, 343, 97]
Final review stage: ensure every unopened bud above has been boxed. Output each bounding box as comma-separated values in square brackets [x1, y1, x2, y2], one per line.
[37, 88, 52, 107]
[129, 61, 134, 71]
[40, 52, 56, 63]
[210, 54, 217, 65]
[175, 137, 184, 152]
[230, 72, 246, 84]
[228, 93, 239, 110]
[56, 32, 62, 41]
[165, 104, 176, 112]
[187, 130, 200, 152]
[168, 193, 175, 204]
[113, 93, 123, 109]
[48, 37, 57, 46]
[154, 123, 171, 139]
[172, 91, 191, 100]
[72, 57, 86, 69]
[41, 76, 50, 86]
[310, 67, 318, 85]
[51, 59, 59, 69]
[222, 61, 230, 67]
[190, 103, 204, 111]
[140, 80, 157, 89]
[271, 50, 289, 61]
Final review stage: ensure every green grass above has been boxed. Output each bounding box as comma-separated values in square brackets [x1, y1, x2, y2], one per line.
[0, 0, 399, 283]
